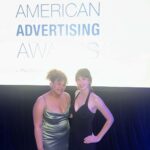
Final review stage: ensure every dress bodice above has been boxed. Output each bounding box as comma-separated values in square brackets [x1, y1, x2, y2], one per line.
[42, 109, 70, 150]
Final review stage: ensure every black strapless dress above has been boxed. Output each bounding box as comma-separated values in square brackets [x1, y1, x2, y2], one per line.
[69, 92, 96, 150]
[42, 109, 70, 150]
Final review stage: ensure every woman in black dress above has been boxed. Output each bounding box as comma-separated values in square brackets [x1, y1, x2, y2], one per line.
[69, 68, 114, 150]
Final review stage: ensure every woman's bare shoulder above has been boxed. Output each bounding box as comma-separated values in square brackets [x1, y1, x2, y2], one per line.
[64, 91, 70, 97]
[91, 92, 104, 104]
[63, 92, 71, 101]
[34, 94, 46, 106]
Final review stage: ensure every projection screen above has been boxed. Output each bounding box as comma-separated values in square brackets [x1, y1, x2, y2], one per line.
[0, 0, 150, 87]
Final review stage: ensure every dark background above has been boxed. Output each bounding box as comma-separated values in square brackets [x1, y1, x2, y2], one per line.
[0, 85, 150, 150]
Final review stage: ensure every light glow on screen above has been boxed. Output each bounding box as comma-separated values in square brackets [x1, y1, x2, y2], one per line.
[0, 0, 150, 87]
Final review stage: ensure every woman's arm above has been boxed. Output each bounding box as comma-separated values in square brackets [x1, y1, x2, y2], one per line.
[94, 96, 114, 142]
[33, 97, 45, 150]
[84, 95, 114, 144]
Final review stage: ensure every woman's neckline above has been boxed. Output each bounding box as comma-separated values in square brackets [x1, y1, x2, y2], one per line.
[45, 108, 69, 115]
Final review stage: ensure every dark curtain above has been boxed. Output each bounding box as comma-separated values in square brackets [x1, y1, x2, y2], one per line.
[0, 85, 150, 150]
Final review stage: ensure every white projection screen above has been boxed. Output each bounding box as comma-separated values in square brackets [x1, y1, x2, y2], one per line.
[0, 0, 150, 87]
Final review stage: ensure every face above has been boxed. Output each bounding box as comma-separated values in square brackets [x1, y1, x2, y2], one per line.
[76, 76, 90, 90]
[51, 80, 66, 95]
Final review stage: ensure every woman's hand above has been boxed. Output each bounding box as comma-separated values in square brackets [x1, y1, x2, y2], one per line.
[83, 133, 100, 144]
